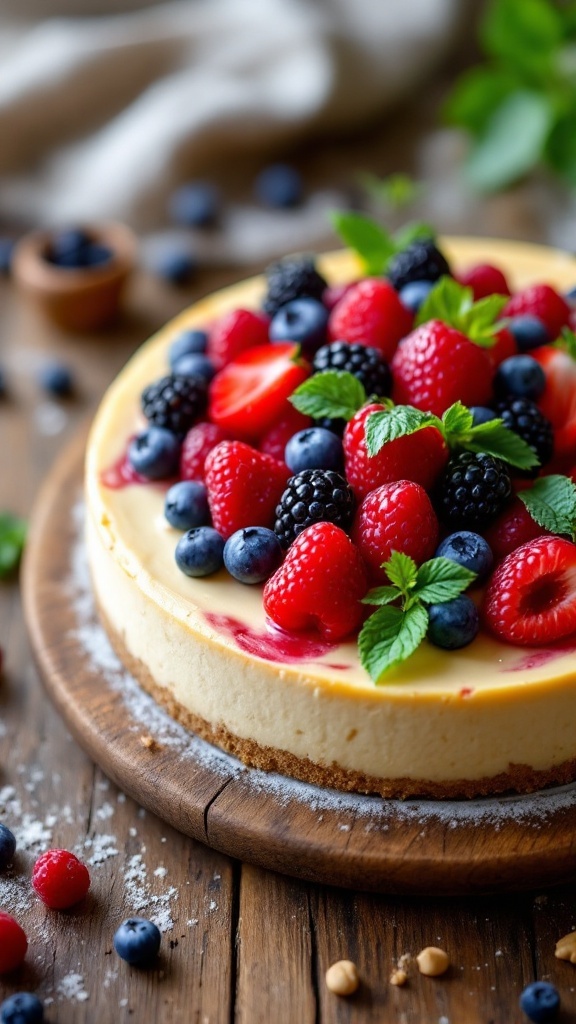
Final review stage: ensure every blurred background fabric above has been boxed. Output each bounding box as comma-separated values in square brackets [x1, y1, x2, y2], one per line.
[0, 0, 470, 261]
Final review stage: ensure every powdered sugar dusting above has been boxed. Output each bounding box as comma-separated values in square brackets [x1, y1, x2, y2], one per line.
[57, 972, 89, 1003]
[121, 852, 178, 932]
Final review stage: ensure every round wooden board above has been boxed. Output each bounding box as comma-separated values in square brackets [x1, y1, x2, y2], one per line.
[23, 434, 576, 896]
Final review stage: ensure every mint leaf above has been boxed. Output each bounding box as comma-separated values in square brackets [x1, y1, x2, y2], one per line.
[482, 0, 562, 78]
[393, 221, 436, 251]
[414, 557, 476, 605]
[359, 604, 428, 682]
[465, 91, 554, 192]
[416, 277, 473, 329]
[290, 371, 366, 421]
[0, 513, 27, 578]
[442, 401, 474, 437]
[384, 550, 418, 594]
[444, 66, 517, 135]
[517, 475, 576, 540]
[365, 406, 436, 457]
[557, 328, 576, 360]
[464, 419, 539, 470]
[361, 585, 399, 607]
[330, 211, 395, 275]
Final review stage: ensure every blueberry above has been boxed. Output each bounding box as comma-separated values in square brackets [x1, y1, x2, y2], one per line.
[224, 527, 283, 584]
[169, 182, 219, 227]
[427, 596, 479, 650]
[165, 480, 209, 530]
[509, 315, 550, 352]
[435, 531, 493, 580]
[128, 427, 180, 480]
[169, 329, 208, 368]
[284, 427, 344, 473]
[172, 352, 215, 383]
[151, 245, 197, 285]
[519, 981, 560, 1023]
[565, 285, 576, 307]
[0, 823, 16, 870]
[469, 405, 496, 426]
[45, 227, 92, 267]
[269, 297, 329, 356]
[254, 163, 303, 208]
[493, 355, 546, 401]
[0, 238, 15, 276]
[398, 279, 435, 313]
[85, 242, 113, 267]
[0, 992, 44, 1024]
[38, 362, 74, 397]
[113, 916, 161, 967]
[175, 526, 225, 577]
[0, 367, 7, 398]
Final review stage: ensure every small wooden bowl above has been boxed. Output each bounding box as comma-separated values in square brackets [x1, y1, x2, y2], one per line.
[12, 222, 137, 332]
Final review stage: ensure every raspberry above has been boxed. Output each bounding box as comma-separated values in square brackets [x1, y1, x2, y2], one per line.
[438, 452, 511, 530]
[484, 536, 576, 644]
[503, 284, 571, 341]
[483, 496, 549, 561]
[180, 422, 229, 481]
[258, 406, 311, 461]
[274, 468, 355, 549]
[457, 263, 511, 300]
[207, 308, 269, 370]
[263, 522, 368, 640]
[141, 374, 207, 436]
[343, 403, 449, 500]
[352, 480, 439, 582]
[387, 238, 451, 291]
[328, 279, 413, 362]
[0, 912, 27, 973]
[486, 326, 518, 370]
[391, 320, 493, 417]
[494, 397, 554, 475]
[312, 341, 392, 398]
[263, 256, 327, 319]
[31, 849, 90, 909]
[205, 440, 290, 539]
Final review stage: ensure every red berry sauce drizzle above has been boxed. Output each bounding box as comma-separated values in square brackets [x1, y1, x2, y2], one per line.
[204, 612, 349, 666]
[504, 640, 576, 673]
[100, 444, 148, 489]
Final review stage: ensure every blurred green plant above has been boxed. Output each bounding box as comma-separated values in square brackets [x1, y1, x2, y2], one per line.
[0, 513, 26, 578]
[445, 0, 576, 191]
[357, 172, 424, 210]
[330, 212, 434, 275]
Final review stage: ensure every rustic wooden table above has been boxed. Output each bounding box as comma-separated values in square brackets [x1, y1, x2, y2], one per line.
[2, 246, 576, 1024]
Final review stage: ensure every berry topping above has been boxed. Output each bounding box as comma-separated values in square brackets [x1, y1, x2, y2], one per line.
[263, 522, 368, 640]
[169, 181, 219, 227]
[508, 315, 550, 351]
[128, 427, 180, 480]
[0, 992, 44, 1023]
[483, 495, 549, 561]
[258, 406, 312, 461]
[0, 823, 16, 870]
[172, 352, 216, 383]
[205, 440, 290, 538]
[164, 480, 210, 530]
[179, 422, 229, 482]
[284, 427, 343, 473]
[494, 397, 554, 475]
[435, 531, 493, 580]
[142, 374, 207, 436]
[386, 238, 451, 291]
[519, 981, 560, 1023]
[493, 355, 546, 401]
[207, 308, 269, 370]
[274, 468, 355, 549]
[269, 297, 328, 356]
[32, 850, 90, 909]
[113, 917, 161, 967]
[457, 263, 511, 300]
[438, 452, 512, 530]
[328, 278, 413, 361]
[398, 279, 435, 313]
[175, 526, 225, 577]
[169, 328, 208, 368]
[254, 163, 303, 208]
[263, 256, 327, 319]
[503, 284, 570, 340]
[0, 913, 27, 974]
[312, 341, 392, 398]
[223, 527, 283, 584]
[484, 536, 576, 645]
[427, 595, 479, 649]
[352, 480, 439, 582]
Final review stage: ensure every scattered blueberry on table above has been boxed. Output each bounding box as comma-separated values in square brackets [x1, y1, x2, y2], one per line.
[149, 244, 197, 285]
[169, 182, 220, 228]
[254, 163, 303, 208]
[38, 362, 74, 398]
[114, 917, 161, 967]
[0, 992, 44, 1024]
[519, 981, 560, 1023]
[0, 823, 16, 870]
[0, 238, 15, 276]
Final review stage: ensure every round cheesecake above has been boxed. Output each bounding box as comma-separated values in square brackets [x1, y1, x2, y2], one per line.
[85, 238, 576, 799]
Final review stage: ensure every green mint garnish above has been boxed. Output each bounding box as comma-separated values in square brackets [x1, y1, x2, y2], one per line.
[365, 400, 538, 472]
[556, 328, 576, 360]
[330, 211, 434, 276]
[0, 513, 27, 578]
[415, 277, 508, 347]
[358, 172, 424, 211]
[359, 551, 476, 681]
[518, 474, 576, 541]
[290, 370, 368, 421]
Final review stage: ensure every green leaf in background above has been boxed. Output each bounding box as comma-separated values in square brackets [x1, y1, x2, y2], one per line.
[358, 172, 423, 210]
[444, 67, 520, 135]
[329, 211, 395, 274]
[359, 604, 429, 682]
[517, 475, 576, 540]
[557, 327, 576, 360]
[465, 90, 554, 192]
[481, 0, 563, 80]
[289, 370, 366, 421]
[0, 513, 27, 578]
[393, 221, 436, 251]
[414, 557, 476, 605]
[546, 107, 576, 187]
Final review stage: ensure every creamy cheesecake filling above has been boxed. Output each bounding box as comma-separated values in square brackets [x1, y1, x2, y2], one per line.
[85, 239, 576, 794]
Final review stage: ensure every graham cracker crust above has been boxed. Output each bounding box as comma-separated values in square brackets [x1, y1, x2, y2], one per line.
[99, 608, 576, 801]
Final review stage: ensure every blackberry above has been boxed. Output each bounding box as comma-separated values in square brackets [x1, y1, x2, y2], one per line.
[263, 256, 327, 319]
[438, 452, 511, 530]
[313, 341, 392, 398]
[387, 238, 451, 292]
[274, 468, 355, 549]
[141, 374, 207, 436]
[494, 397, 554, 477]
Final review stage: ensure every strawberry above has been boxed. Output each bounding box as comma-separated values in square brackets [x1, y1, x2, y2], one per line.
[487, 326, 518, 370]
[208, 343, 310, 441]
[391, 320, 493, 417]
[483, 496, 549, 561]
[263, 522, 368, 640]
[503, 284, 570, 341]
[483, 536, 576, 644]
[343, 403, 449, 500]
[259, 405, 312, 462]
[328, 278, 413, 361]
[457, 263, 511, 300]
[205, 441, 289, 538]
[180, 422, 230, 481]
[533, 345, 576, 471]
[352, 480, 439, 582]
[207, 308, 270, 370]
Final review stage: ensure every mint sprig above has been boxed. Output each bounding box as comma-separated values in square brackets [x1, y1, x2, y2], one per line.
[289, 370, 368, 421]
[330, 211, 434, 276]
[518, 475, 576, 541]
[0, 513, 27, 578]
[415, 277, 508, 347]
[556, 327, 576, 360]
[359, 551, 476, 681]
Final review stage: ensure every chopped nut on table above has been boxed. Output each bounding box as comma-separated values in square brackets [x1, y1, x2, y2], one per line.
[416, 946, 450, 977]
[555, 931, 576, 963]
[325, 960, 360, 996]
[390, 968, 408, 986]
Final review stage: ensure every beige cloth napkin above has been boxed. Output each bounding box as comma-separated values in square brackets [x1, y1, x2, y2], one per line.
[0, 0, 465, 261]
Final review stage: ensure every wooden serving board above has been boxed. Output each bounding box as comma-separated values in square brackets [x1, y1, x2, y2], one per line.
[23, 434, 576, 896]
